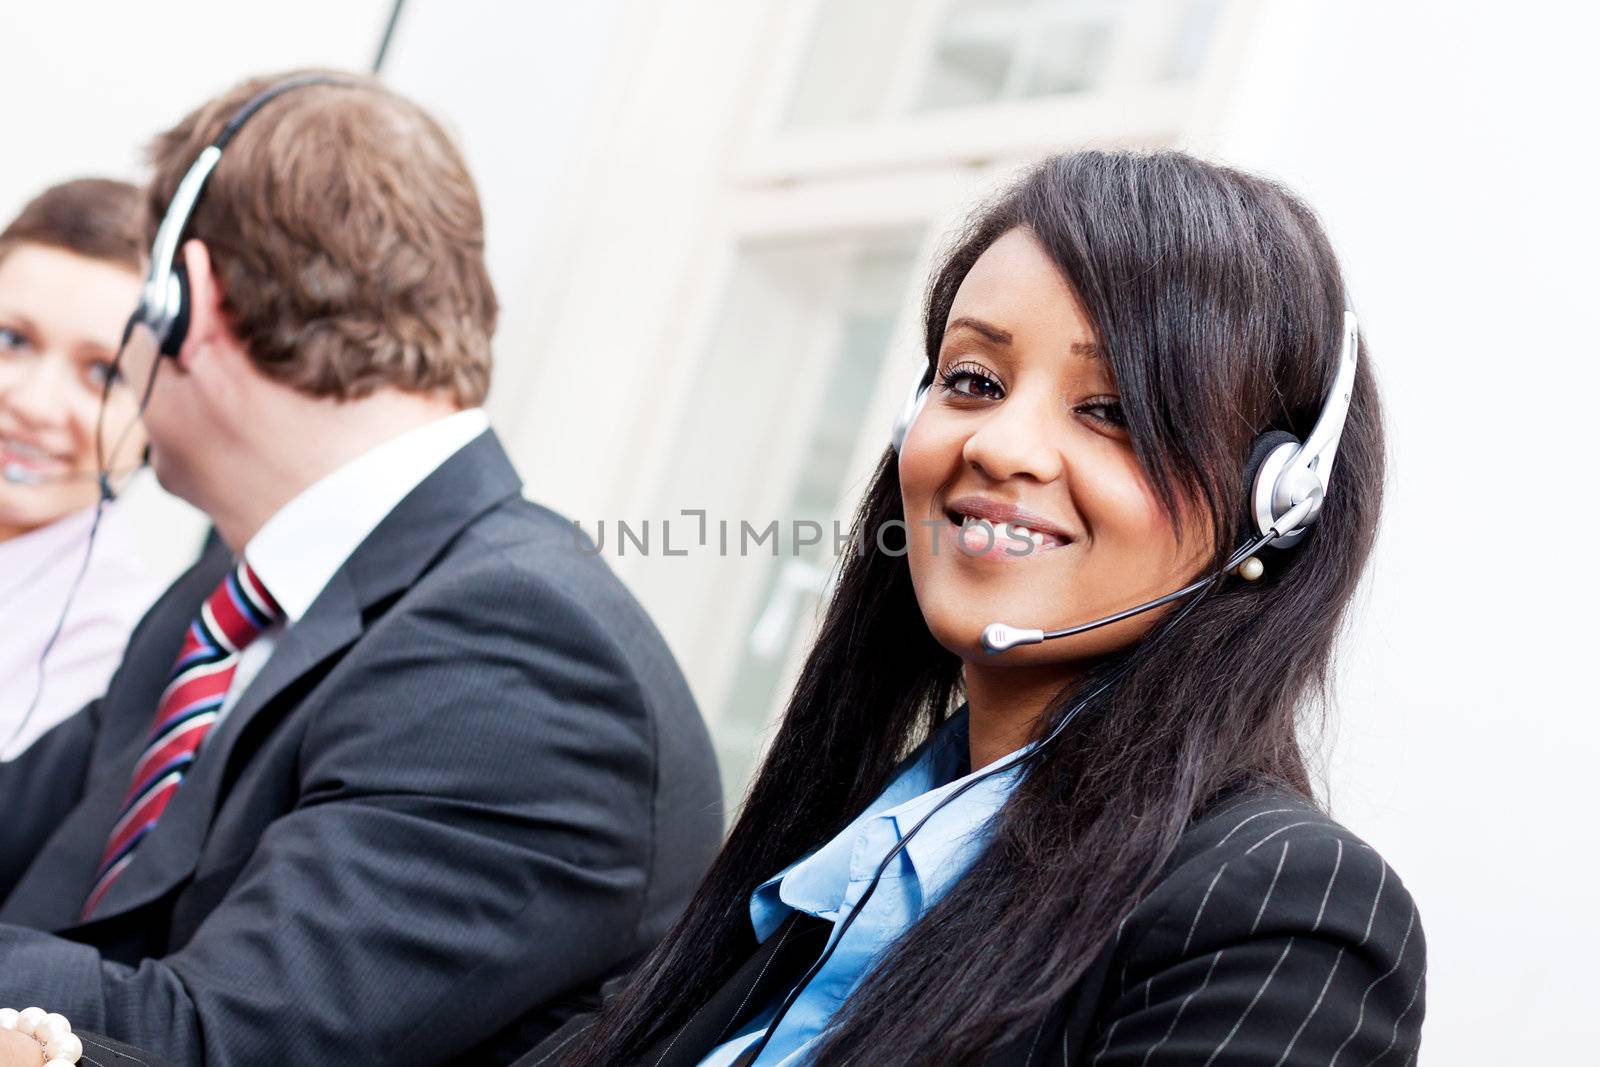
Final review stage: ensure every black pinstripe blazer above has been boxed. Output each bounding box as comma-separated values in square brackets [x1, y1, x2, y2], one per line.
[518, 786, 1425, 1066]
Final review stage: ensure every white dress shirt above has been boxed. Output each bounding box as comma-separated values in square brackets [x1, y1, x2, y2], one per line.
[1, 502, 163, 758]
[224, 407, 491, 719]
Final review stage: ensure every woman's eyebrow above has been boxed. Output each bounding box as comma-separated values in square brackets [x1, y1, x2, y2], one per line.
[73, 339, 115, 362]
[944, 316, 1012, 344]
[1070, 341, 1103, 359]
[0, 307, 35, 330]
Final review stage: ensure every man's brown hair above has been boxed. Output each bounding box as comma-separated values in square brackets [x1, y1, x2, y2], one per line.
[0, 178, 146, 273]
[144, 70, 497, 405]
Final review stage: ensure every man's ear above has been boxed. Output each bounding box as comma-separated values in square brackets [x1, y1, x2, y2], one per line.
[176, 238, 227, 369]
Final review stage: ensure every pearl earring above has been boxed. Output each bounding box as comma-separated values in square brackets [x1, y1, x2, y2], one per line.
[1237, 556, 1265, 582]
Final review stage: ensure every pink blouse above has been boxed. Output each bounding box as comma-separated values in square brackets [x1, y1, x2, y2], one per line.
[0, 504, 163, 758]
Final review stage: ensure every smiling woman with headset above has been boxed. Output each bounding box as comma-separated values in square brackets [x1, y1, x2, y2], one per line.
[521, 150, 1424, 1066]
[0, 180, 161, 759]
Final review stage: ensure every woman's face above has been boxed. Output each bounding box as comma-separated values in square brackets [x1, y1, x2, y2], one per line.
[899, 227, 1212, 672]
[0, 243, 145, 537]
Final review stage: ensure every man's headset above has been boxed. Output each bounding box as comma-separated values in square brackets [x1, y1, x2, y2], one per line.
[130, 73, 359, 364]
[3, 74, 360, 758]
[890, 310, 1360, 652]
[734, 312, 1361, 1064]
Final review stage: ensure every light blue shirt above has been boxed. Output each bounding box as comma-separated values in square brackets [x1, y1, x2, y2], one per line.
[699, 709, 1029, 1066]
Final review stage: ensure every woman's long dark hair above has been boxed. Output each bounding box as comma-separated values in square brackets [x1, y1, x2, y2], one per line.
[566, 150, 1386, 1065]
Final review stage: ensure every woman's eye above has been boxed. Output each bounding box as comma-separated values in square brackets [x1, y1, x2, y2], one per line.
[939, 363, 1005, 400]
[0, 326, 27, 353]
[1078, 398, 1127, 429]
[86, 359, 122, 389]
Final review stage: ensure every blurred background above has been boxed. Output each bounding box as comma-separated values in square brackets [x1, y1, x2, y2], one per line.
[3, 0, 1594, 1060]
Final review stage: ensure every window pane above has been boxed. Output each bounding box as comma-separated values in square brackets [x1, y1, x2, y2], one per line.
[781, 0, 1222, 130]
[915, 0, 1122, 113]
[708, 230, 922, 793]
[1023, 16, 1113, 96]
[918, 0, 1027, 109]
[1162, 0, 1225, 82]
[783, 0, 923, 129]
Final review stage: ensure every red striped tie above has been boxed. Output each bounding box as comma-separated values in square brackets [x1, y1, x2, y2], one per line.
[81, 560, 281, 919]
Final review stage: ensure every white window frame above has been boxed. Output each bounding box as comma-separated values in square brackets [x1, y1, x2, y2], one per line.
[733, 0, 1260, 185]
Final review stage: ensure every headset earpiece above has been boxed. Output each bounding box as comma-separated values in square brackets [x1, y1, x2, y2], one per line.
[1247, 311, 1361, 549]
[160, 260, 191, 358]
[1242, 430, 1300, 489]
[1244, 429, 1302, 544]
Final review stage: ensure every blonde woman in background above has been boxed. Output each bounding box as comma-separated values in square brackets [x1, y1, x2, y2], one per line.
[0, 179, 161, 758]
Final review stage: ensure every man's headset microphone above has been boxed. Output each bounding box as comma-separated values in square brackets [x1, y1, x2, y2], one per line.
[732, 311, 1360, 1064]
[4, 74, 357, 756]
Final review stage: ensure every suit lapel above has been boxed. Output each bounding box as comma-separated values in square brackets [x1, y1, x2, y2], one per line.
[78, 572, 366, 923]
[641, 913, 832, 1067]
[61, 430, 524, 929]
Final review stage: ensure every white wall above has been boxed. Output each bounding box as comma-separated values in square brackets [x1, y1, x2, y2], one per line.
[1195, 2, 1599, 1061]
[376, 0, 630, 431]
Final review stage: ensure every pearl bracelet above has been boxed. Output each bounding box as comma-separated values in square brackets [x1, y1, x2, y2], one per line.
[0, 1008, 83, 1066]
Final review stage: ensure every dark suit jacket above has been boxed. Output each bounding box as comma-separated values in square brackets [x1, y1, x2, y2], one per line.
[519, 787, 1424, 1066]
[0, 430, 724, 1066]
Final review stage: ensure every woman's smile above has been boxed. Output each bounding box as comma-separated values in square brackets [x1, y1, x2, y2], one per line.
[942, 495, 1074, 560]
[0, 433, 72, 476]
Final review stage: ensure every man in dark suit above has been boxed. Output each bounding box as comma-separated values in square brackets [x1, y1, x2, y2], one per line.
[0, 70, 722, 1066]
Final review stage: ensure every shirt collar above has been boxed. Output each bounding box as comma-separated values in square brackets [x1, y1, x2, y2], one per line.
[244, 408, 490, 623]
[751, 709, 1032, 935]
[880, 732, 1030, 900]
